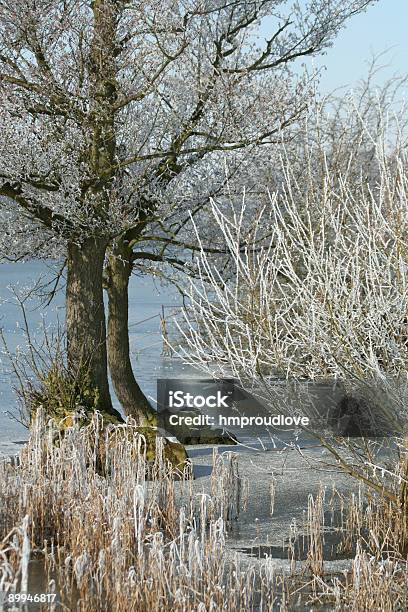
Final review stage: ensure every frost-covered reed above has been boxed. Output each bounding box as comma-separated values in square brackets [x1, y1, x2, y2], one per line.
[1, 410, 407, 610]
[0, 411, 277, 610]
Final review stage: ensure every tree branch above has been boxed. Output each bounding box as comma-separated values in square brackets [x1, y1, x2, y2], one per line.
[0, 182, 73, 232]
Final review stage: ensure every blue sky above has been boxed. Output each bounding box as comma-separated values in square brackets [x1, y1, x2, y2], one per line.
[263, 0, 408, 92]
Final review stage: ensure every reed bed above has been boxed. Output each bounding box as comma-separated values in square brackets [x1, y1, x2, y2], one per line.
[292, 477, 408, 610]
[1, 412, 407, 610]
[0, 412, 279, 610]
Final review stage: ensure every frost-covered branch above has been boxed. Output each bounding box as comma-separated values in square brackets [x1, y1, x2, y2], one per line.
[0, 0, 377, 254]
[179, 98, 407, 389]
[176, 97, 408, 495]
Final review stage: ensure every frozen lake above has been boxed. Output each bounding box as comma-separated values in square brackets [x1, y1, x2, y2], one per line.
[0, 262, 325, 457]
[0, 261, 195, 456]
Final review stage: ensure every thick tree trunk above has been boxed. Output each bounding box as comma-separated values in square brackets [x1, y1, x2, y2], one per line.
[66, 237, 119, 417]
[106, 241, 157, 426]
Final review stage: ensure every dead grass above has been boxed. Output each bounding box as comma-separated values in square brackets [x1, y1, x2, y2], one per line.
[1, 413, 407, 610]
[0, 411, 277, 610]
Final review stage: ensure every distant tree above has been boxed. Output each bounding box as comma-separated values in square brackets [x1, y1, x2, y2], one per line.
[0, 0, 377, 421]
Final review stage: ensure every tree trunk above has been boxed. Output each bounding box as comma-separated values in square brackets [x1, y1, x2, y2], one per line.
[106, 241, 157, 426]
[66, 237, 119, 417]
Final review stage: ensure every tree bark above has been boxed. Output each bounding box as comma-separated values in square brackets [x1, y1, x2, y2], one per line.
[106, 240, 157, 426]
[66, 237, 120, 417]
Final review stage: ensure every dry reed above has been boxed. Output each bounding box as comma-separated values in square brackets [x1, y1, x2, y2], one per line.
[1, 411, 407, 610]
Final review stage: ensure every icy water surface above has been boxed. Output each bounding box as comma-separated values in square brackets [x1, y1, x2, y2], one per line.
[0, 261, 325, 457]
[0, 261, 196, 456]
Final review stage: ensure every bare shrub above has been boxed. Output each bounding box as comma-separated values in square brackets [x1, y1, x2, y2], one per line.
[176, 92, 408, 537]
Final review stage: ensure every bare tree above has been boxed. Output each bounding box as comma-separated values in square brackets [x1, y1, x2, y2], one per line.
[0, 0, 377, 419]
